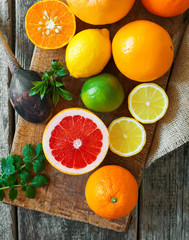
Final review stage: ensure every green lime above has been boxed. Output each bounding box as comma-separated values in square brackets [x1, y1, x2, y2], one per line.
[81, 73, 124, 112]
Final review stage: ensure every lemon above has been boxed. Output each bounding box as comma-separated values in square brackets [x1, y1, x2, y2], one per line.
[108, 117, 146, 157]
[81, 73, 124, 112]
[65, 29, 111, 78]
[128, 83, 169, 123]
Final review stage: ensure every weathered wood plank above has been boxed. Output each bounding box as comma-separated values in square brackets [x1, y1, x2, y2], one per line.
[139, 142, 189, 240]
[18, 207, 137, 240]
[15, 0, 137, 238]
[0, 0, 17, 239]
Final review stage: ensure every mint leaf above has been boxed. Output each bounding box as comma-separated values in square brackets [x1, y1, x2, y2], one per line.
[52, 88, 60, 106]
[56, 68, 67, 77]
[21, 186, 27, 191]
[33, 160, 46, 173]
[20, 170, 32, 183]
[31, 174, 49, 187]
[0, 190, 5, 201]
[59, 88, 74, 101]
[35, 143, 43, 156]
[55, 81, 64, 87]
[8, 188, 18, 201]
[22, 144, 35, 158]
[25, 162, 33, 171]
[11, 155, 22, 169]
[23, 157, 31, 163]
[1, 157, 15, 176]
[25, 186, 36, 199]
[6, 175, 17, 186]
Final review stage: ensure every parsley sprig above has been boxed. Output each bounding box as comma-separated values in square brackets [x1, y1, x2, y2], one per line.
[0, 144, 49, 201]
[29, 61, 74, 106]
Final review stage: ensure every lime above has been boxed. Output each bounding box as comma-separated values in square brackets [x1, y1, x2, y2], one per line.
[81, 73, 124, 112]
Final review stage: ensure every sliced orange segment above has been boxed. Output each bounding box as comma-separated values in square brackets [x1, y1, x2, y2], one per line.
[25, 0, 76, 49]
[128, 83, 169, 123]
[108, 117, 146, 157]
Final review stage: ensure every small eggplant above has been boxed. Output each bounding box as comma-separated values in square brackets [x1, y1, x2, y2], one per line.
[0, 30, 52, 124]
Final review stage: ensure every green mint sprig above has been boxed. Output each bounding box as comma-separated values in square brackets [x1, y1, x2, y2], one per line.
[0, 143, 49, 201]
[29, 61, 74, 106]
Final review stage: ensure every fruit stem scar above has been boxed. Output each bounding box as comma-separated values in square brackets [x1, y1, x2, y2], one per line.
[73, 139, 82, 149]
[111, 197, 117, 203]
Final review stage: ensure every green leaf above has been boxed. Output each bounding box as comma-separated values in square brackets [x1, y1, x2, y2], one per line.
[1, 157, 15, 176]
[22, 144, 35, 158]
[35, 154, 46, 161]
[56, 68, 67, 77]
[21, 186, 27, 191]
[47, 70, 55, 76]
[11, 155, 22, 169]
[52, 88, 60, 106]
[33, 160, 46, 173]
[55, 81, 64, 87]
[31, 174, 49, 187]
[0, 190, 5, 201]
[23, 157, 31, 163]
[25, 162, 33, 171]
[35, 143, 43, 156]
[20, 170, 32, 183]
[8, 188, 18, 201]
[31, 81, 43, 87]
[29, 85, 43, 96]
[6, 175, 17, 186]
[59, 88, 74, 101]
[25, 186, 36, 199]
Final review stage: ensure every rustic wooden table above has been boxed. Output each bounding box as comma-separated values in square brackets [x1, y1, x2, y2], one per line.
[0, 0, 188, 239]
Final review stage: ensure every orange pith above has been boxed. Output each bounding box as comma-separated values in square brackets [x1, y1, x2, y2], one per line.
[25, 0, 76, 49]
[85, 165, 138, 219]
[43, 108, 109, 175]
[141, 0, 189, 17]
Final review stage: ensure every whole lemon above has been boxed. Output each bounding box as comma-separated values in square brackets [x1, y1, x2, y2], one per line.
[81, 73, 124, 112]
[112, 20, 174, 82]
[66, 29, 111, 78]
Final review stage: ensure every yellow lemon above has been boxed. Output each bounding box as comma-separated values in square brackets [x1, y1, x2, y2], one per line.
[128, 83, 169, 124]
[108, 117, 146, 157]
[65, 29, 111, 78]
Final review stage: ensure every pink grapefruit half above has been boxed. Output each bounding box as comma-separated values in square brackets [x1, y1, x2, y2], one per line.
[42, 108, 109, 175]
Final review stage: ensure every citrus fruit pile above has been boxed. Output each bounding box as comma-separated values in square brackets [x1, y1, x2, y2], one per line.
[24, 0, 188, 220]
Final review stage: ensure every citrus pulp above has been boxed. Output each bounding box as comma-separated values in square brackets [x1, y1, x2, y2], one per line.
[43, 108, 109, 175]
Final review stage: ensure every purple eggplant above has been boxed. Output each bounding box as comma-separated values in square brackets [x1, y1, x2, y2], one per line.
[0, 30, 52, 124]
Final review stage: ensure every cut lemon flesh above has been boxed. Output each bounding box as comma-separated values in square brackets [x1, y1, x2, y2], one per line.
[108, 117, 146, 157]
[128, 83, 169, 124]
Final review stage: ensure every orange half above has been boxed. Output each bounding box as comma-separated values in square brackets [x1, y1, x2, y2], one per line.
[25, 0, 76, 49]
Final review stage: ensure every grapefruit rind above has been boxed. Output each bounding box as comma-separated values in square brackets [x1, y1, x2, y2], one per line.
[128, 83, 169, 124]
[108, 117, 146, 157]
[43, 108, 109, 175]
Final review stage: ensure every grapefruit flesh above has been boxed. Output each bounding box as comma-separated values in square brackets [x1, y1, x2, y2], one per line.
[43, 108, 109, 175]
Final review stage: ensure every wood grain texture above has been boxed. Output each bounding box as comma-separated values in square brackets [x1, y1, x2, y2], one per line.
[2, 0, 187, 232]
[0, 0, 17, 239]
[139, 142, 189, 240]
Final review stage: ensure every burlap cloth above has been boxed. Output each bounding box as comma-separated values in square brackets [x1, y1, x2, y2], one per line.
[147, 24, 189, 166]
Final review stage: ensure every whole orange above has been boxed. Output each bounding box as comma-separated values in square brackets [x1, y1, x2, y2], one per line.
[112, 20, 174, 82]
[141, 0, 189, 17]
[66, 0, 135, 25]
[85, 165, 138, 219]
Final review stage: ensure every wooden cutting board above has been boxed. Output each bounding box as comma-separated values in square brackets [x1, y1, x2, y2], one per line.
[3, 0, 186, 232]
